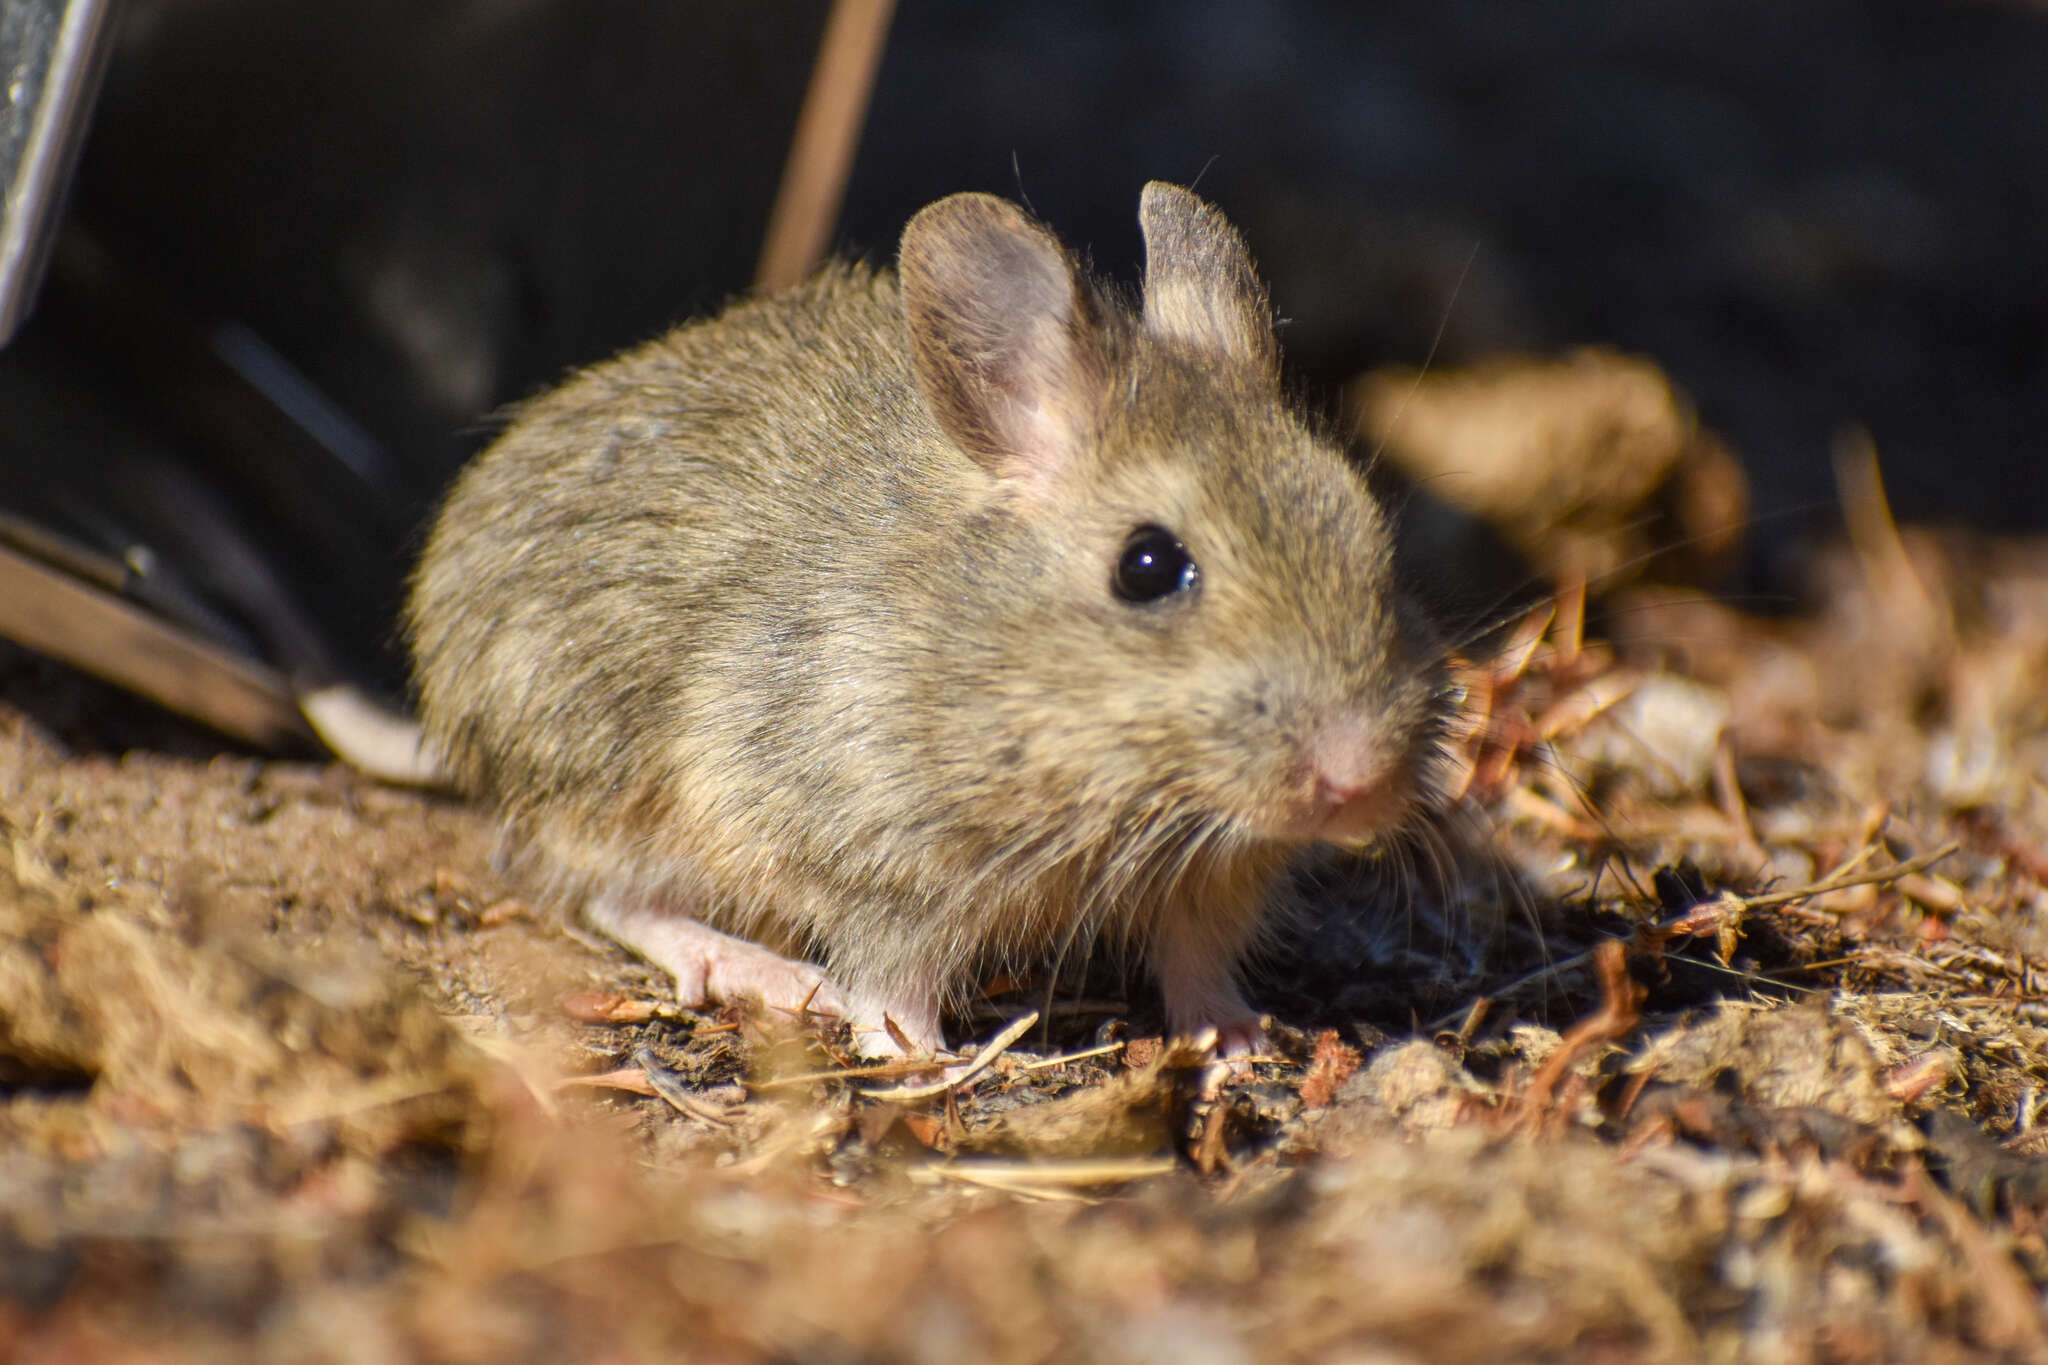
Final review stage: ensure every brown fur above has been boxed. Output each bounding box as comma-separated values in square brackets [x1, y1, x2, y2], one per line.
[406, 183, 1443, 1046]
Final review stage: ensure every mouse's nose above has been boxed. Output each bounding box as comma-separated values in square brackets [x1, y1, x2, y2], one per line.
[1313, 769, 1382, 809]
[1309, 718, 1386, 799]
[1305, 719, 1408, 841]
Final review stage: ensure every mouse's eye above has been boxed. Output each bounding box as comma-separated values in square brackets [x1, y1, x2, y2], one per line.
[1112, 524, 1199, 604]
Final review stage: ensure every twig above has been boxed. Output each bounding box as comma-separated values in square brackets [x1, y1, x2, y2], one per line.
[631, 1047, 735, 1127]
[1711, 730, 1765, 869]
[1424, 843, 1959, 1031]
[271, 1072, 459, 1127]
[754, 0, 897, 291]
[929, 1172, 1099, 1203]
[749, 1058, 947, 1090]
[1732, 842, 1957, 910]
[912, 1155, 1178, 1193]
[1013, 1039, 1127, 1072]
[556, 1066, 657, 1097]
[745, 1011, 1041, 1095]
[1509, 939, 1643, 1132]
[861, 1011, 1039, 1100]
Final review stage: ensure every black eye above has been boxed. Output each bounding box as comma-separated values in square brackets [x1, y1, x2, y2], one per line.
[1112, 525, 1198, 604]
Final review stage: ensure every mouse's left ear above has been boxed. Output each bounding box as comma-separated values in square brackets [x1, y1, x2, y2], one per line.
[901, 192, 1107, 491]
[1139, 182, 1278, 384]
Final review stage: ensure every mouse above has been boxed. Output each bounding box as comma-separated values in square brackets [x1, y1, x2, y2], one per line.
[405, 182, 1447, 1056]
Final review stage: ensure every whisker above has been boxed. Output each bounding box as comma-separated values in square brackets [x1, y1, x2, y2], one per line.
[1360, 240, 1481, 479]
[1432, 501, 1832, 658]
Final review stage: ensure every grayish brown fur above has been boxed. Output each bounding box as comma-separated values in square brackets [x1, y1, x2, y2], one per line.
[406, 183, 1443, 1048]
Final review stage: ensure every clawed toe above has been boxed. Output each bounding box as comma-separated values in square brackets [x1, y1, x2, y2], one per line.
[586, 898, 848, 1026]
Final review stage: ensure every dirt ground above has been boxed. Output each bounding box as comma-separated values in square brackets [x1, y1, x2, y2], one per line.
[6, 421, 2048, 1360]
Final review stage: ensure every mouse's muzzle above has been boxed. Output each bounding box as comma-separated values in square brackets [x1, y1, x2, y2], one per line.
[1262, 714, 1419, 846]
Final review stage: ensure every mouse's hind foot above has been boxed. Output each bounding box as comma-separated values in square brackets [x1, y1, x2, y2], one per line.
[586, 894, 848, 1029]
[585, 890, 949, 1059]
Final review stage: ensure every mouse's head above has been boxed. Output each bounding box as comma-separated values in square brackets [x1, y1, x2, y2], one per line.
[898, 183, 1447, 855]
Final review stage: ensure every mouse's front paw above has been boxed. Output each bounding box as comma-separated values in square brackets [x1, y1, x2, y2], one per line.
[1204, 1014, 1269, 1059]
[842, 984, 945, 1059]
[1157, 953, 1266, 1058]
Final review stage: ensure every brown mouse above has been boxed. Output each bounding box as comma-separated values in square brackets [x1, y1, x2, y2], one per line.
[406, 182, 1445, 1055]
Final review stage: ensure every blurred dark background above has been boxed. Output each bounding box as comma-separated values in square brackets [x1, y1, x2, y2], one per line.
[3, 0, 2045, 696]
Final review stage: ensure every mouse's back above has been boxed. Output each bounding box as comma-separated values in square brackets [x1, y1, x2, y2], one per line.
[407, 263, 962, 829]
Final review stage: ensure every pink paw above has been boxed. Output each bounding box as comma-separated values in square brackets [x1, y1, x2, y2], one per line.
[1159, 965, 1266, 1058]
[842, 986, 946, 1059]
[585, 899, 847, 1025]
[1151, 920, 1267, 1060]
[1207, 1015, 1269, 1059]
[698, 944, 848, 1022]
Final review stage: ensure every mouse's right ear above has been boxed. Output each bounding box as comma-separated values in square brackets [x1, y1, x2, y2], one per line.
[900, 194, 1105, 489]
[1138, 182, 1278, 384]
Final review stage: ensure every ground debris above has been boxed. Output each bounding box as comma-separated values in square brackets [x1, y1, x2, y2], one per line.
[7, 508, 2048, 1356]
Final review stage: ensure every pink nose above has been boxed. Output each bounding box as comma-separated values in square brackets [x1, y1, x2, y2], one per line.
[1304, 720, 1404, 839]
[1314, 770, 1385, 809]
[1309, 720, 1385, 802]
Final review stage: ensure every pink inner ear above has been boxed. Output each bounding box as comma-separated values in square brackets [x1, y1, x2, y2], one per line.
[989, 382, 1085, 497]
[899, 193, 1102, 487]
[944, 300, 1098, 493]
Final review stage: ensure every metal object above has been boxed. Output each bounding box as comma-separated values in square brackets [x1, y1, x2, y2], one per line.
[0, 522, 311, 749]
[1, 0, 119, 345]
[0, 0, 893, 769]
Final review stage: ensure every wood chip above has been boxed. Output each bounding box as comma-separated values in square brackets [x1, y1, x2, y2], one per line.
[559, 991, 662, 1024]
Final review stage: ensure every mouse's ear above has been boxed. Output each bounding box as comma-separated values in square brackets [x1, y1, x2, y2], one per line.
[900, 193, 1105, 487]
[1138, 182, 1278, 383]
